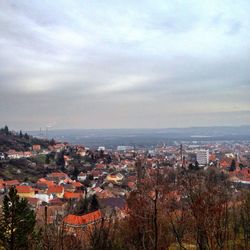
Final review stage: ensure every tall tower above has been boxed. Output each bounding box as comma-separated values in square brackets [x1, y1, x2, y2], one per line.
[45, 127, 48, 139]
[180, 144, 183, 167]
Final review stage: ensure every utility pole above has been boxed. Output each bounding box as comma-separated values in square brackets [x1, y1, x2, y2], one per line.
[180, 144, 183, 167]
[46, 127, 49, 139]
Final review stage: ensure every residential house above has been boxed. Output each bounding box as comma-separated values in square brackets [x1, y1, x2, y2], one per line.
[24, 151, 33, 158]
[16, 185, 35, 198]
[64, 191, 83, 200]
[35, 193, 53, 203]
[47, 185, 64, 198]
[26, 197, 41, 209]
[72, 181, 83, 190]
[106, 173, 124, 184]
[4, 180, 20, 189]
[6, 150, 21, 159]
[32, 144, 41, 152]
[0, 180, 5, 193]
[47, 172, 69, 183]
[91, 170, 102, 180]
[63, 210, 103, 236]
[53, 143, 65, 152]
[0, 152, 5, 160]
[37, 178, 55, 188]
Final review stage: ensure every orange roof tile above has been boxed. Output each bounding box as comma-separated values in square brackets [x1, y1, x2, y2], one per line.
[63, 178, 74, 184]
[37, 178, 55, 187]
[4, 180, 20, 186]
[64, 191, 82, 200]
[37, 178, 47, 183]
[72, 182, 83, 188]
[16, 185, 33, 193]
[47, 185, 64, 194]
[64, 210, 102, 226]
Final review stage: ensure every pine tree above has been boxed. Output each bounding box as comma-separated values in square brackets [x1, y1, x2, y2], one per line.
[0, 187, 36, 250]
[49, 138, 56, 146]
[19, 130, 23, 138]
[45, 154, 50, 164]
[4, 125, 9, 135]
[230, 159, 236, 171]
[75, 197, 89, 215]
[24, 133, 29, 140]
[90, 194, 99, 212]
[72, 166, 79, 180]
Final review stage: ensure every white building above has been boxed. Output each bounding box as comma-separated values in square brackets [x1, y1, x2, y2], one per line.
[0, 153, 5, 160]
[77, 172, 87, 181]
[98, 146, 105, 151]
[196, 150, 209, 166]
[117, 145, 134, 151]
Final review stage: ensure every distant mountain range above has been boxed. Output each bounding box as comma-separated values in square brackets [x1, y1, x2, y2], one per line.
[29, 126, 250, 149]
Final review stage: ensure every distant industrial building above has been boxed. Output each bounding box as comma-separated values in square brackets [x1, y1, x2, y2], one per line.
[196, 150, 209, 166]
[98, 146, 105, 151]
[117, 145, 134, 151]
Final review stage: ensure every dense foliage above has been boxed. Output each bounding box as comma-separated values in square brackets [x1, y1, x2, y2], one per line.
[0, 187, 36, 250]
[32, 169, 250, 250]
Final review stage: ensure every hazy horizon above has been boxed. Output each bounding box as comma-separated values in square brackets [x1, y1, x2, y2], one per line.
[0, 1, 249, 130]
[28, 124, 250, 132]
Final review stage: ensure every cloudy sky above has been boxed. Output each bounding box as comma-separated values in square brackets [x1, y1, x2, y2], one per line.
[0, 0, 249, 130]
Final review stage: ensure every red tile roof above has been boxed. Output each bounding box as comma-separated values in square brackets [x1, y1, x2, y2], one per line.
[4, 180, 20, 186]
[16, 185, 33, 193]
[240, 176, 250, 182]
[37, 178, 46, 182]
[64, 210, 102, 226]
[64, 191, 82, 200]
[72, 182, 83, 188]
[47, 185, 64, 194]
[37, 178, 55, 187]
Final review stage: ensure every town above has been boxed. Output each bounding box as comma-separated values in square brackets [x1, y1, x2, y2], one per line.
[0, 126, 250, 249]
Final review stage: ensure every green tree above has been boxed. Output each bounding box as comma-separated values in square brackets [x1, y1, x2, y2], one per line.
[24, 133, 29, 140]
[45, 154, 50, 164]
[4, 125, 9, 135]
[19, 130, 23, 138]
[90, 194, 99, 212]
[230, 159, 236, 171]
[0, 187, 36, 250]
[49, 138, 56, 146]
[75, 196, 89, 215]
[72, 166, 80, 180]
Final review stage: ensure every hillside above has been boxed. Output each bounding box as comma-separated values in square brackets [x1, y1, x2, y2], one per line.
[0, 126, 50, 152]
[0, 158, 48, 182]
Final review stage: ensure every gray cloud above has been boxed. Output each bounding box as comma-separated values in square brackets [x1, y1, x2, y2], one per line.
[0, 0, 249, 130]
